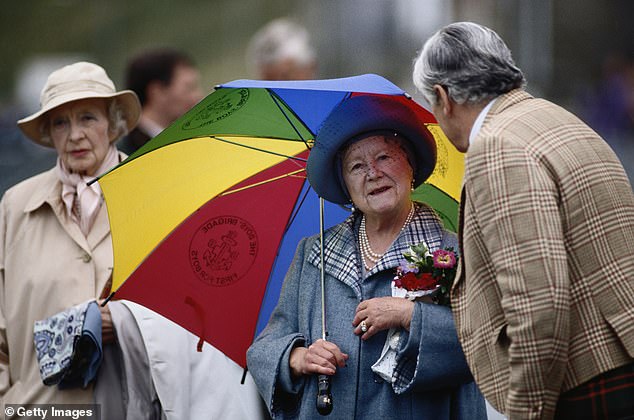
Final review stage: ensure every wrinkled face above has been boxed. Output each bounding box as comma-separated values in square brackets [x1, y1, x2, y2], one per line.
[160, 64, 203, 123]
[48, 98, 114, 176]
[341, 135, 414, 219]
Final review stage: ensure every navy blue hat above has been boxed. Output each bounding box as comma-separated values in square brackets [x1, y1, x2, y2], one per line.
[307, 95, 437, 204]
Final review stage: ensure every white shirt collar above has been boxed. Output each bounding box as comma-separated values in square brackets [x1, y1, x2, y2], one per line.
[138, 115, 165, 138]
[468, 98, 497, 146]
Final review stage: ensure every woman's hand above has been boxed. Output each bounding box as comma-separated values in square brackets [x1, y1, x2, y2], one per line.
[353, 297, 414, 340]
[289, 339, 349, 378]
[98, 301, 116, 344]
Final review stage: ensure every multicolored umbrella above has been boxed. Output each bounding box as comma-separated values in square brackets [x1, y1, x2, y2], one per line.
[97, 74, 464, 368]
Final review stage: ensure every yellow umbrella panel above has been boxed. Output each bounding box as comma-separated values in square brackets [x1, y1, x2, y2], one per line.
[100, 135, 308, 291]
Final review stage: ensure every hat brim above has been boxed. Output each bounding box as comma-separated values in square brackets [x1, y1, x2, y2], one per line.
[307, 94, 437, 204]
[17, 90, 141, 148]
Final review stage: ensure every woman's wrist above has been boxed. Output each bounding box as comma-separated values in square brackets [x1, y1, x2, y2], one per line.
[289, 346, 307, 378]
[400, 299, 415, 331]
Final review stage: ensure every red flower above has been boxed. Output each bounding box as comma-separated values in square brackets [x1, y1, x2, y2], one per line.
[394, 244, 458, 306]
[398, 272, 437, 291]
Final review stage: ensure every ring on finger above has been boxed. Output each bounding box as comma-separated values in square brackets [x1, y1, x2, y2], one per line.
[360, 320, 368, 333]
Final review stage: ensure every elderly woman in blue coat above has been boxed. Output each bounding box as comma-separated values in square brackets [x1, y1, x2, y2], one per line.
[247, 95, 485, 419]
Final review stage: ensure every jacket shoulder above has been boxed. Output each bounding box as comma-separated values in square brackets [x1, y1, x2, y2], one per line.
[2, 169, 55, 203]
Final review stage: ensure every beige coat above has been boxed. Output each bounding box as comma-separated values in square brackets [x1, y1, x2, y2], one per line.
[0, 167, 112, 405]
[452, 90, 634, 419]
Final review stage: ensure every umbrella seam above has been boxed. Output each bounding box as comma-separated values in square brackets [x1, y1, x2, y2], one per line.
[268, 89, 314, 146]
[211, 135, 308, 162]
[220, 169, 306, 196]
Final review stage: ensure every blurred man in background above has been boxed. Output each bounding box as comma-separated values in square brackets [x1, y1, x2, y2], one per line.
[246, 18, 317, 80]
[119, 48, 203, 154]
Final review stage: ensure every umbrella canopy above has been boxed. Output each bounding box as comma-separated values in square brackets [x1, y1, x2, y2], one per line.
[97, 74, 463, 368]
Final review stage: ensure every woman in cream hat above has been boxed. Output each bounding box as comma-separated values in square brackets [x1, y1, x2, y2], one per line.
[1, 61, 268, 419]
[0, 61, 140, 405]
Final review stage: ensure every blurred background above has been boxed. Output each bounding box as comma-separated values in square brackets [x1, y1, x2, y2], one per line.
[1, 0, 633, 195]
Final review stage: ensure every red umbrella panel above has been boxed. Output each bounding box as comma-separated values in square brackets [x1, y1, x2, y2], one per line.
[115, 151, 308, 367]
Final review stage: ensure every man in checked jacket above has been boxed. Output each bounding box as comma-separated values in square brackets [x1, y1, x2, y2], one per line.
[413, 22, 634, 419]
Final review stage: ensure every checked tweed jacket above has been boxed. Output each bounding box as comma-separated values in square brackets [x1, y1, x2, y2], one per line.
[451, 89, 634, 419]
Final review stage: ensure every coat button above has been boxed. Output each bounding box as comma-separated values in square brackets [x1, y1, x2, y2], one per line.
[82, 253, 92, 263]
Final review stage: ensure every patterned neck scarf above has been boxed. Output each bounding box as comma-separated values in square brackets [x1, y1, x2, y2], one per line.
[56, 145, 119, 236]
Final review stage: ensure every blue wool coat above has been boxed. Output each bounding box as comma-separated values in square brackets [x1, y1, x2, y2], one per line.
[247, 205, 485, 419]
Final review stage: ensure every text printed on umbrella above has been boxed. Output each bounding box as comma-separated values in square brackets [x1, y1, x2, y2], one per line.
[188, 215, 258, 286]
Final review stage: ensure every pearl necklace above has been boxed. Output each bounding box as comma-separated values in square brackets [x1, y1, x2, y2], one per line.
[359, 203, 415, 270]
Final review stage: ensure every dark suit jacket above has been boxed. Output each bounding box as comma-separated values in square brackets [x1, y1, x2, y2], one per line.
[452, 89, 634, 419]
[118, 127, 151, 156]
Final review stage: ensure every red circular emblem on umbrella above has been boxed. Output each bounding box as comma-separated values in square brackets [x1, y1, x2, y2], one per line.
[189, 215, 258, 286]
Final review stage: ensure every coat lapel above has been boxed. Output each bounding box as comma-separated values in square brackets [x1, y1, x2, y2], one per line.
[307, 215, 363, 297]
[24, 168, 91, 252]
[452, 188, 467, 295]
[23, 167, 112, 254]
[454, 89, 533, 294]
[306, 204, 446, 299]
[87, 202, 111, 248]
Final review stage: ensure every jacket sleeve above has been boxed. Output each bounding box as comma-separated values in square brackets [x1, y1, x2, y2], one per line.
[469, 135, 569, 419]
[392, 301, 475, 394]
[246, 237, 311, 418]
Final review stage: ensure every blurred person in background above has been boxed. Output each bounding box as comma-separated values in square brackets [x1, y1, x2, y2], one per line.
[119, 47, 203, 155]
[580, 52, 634, 182]
[0, 109, 56, 198]
[414, 21, 634, 419]
[246, 17, 317, 80]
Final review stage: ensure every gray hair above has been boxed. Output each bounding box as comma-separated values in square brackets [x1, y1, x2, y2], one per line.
[246, 18, 316, 75]
[39, 98, 130, 146]
[107, 98, 130, 139]
[413, 22, 526, 106]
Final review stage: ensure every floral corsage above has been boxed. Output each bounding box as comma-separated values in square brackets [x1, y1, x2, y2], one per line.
[393, 242, 458, 306]
[371, 243, 458, 382]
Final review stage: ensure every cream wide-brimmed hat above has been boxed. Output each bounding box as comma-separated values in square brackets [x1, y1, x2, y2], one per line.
[17, 61, 141, 147]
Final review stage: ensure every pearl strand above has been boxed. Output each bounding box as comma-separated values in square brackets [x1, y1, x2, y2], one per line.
[359, 203, 415, 270]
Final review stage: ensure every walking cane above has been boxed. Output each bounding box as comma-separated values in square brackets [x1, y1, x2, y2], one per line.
[316, 197, 333, 415]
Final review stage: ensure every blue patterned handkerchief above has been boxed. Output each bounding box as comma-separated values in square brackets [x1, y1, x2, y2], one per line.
[33, 300, 103, 388]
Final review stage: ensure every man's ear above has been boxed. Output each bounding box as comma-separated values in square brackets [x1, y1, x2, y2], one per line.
[433, 84, 452, 116]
